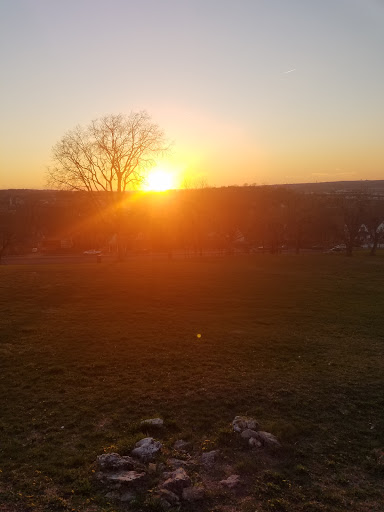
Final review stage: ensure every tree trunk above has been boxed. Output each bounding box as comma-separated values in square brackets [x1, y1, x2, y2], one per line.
[116, 180, 124, 261]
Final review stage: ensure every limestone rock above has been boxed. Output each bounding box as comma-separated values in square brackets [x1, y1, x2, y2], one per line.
[249, 437, 262, 448]
[161, 467, 191, 495]
[158, 488, 180, 506]
[254, 431, 281, 448]
[240, 429, 259, 440]
[103, 470, 147, 488]
[158, 498, 171, 510]
[220, 474, 241, 489]
[131, 437, 162, 461]
[167, 458, 194, 469]
[104, 491, 120, 499]
[141, 418, 164, 428]
[97, 453, 141, 471]
[182, 486, 205, 501]
[200, 449, 219, 467]
[232, 416, 260, 433]
[135, 437, 155, 447]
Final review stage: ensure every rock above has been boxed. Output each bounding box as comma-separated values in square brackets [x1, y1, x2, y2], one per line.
[254, 431, 281, 448]
[158, 488, 180, 506]
[220, 474, 241, 489]
[240, 429, 259, 440]
[182, 486, 205, 501]
[97, 453, 141, 471]
[94, 471, 105, 482]
[173, 439, 191, 452]
[158, 498, 171, 510]
[141, 418, 164, 428]
[200, 450, 219, 467]
[167, 458, 194, 469]
[120, 491, 135, 502]
[131, 437, 162, 461]
[232, 416, 260, 433]
[161, 467, 191, 495]
[103, 470, 147, 488]
[135, 437, 155, 447]
[249, 437, 262, 448]
[105, 491, 120, 499]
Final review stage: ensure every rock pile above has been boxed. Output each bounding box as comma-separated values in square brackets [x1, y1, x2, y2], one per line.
[95, 453, 147, 502]
[95, 415, 281, 507]
[232, 415, 281, 449]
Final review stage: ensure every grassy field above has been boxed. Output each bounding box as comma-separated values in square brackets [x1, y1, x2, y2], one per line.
[1, 253, 384, 511]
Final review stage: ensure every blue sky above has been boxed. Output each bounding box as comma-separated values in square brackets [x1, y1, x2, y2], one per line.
[1, 0, 384, 188]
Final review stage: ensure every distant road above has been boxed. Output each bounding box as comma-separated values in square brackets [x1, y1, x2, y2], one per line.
[1, 248, 361, 265]
[2, 251, 241, 265]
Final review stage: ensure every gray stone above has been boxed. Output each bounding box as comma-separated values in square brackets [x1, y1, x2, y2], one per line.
[158, 488, 180, 505]
[135, 437, 154, 447]
[232, 416, 260, 433]
[95, 471, 106, 482]
[105, 491, 120, 499]
[240, 429, 259, 440]
[254, 431, 281, 448]
[131, 437, 162, 461]
[182, 486, 205, 501]
[104, 470, 146, 488]
[161, 467, 191, 495]
[167, 458, 194, 469]
[249, 437, 262, 448]
[141, 418, 164, 428]
[200, 449, 219, 467]
[220, 474, 241, 489]
[97, 453, 140, 471]
[158, 498, 171, 510]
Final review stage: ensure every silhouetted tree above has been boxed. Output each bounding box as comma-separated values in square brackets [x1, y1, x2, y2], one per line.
[47, 112, 169, 258]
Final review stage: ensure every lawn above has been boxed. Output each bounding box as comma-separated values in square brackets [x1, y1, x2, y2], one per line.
[1, 253, 384, 511]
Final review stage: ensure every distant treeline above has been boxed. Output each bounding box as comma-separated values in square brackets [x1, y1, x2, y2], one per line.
[1, 183, 384, 257]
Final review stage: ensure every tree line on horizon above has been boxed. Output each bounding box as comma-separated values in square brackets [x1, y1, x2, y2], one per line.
[1, 186, 384, 261]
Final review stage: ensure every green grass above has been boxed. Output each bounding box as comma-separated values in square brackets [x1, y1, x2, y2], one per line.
[1, 253, 384, 511]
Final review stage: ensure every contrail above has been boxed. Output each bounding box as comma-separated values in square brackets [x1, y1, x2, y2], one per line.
[283, 68, 296, 74]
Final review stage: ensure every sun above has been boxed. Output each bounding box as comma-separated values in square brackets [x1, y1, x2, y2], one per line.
[143, 167, 175, 191]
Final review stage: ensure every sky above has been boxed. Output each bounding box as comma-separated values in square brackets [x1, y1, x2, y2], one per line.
[1, 0, 384, 189]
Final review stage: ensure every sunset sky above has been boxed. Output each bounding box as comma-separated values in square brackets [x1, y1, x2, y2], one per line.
[1, 0, 383, 189]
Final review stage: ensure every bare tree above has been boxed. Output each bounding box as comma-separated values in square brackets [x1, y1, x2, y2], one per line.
[47, 112, 170, 258]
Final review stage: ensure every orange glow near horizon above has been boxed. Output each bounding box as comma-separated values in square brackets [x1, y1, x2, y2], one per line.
[143, 167, 177, 192]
